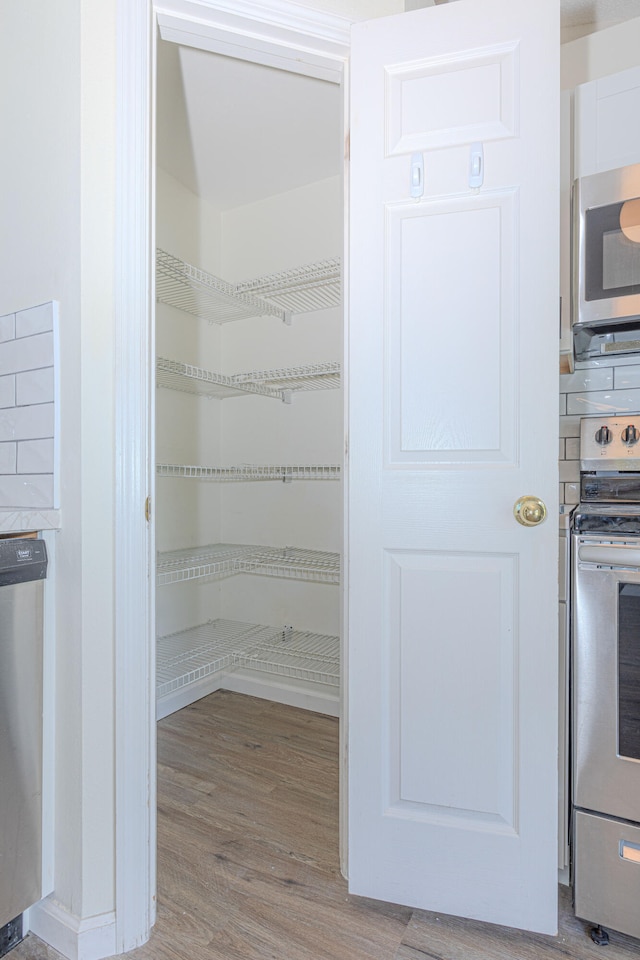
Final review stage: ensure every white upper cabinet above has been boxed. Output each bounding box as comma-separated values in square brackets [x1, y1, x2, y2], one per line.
[575, 65, 640, 178]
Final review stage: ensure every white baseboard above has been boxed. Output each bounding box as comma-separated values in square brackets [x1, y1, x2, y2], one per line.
[157, 670, 340, 720]
[156, 672, 224, 720]
[28, 897, 116, 960]
[223, 669, 340, 717]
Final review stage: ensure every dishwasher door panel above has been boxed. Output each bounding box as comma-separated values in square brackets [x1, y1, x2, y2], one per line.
[0, 579, 44, 928]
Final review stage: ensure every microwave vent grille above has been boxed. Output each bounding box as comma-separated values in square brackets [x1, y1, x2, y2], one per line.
[602, 339, 640, 355]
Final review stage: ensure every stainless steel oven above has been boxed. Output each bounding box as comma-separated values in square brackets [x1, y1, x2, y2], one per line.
[572, 417, 640, 943]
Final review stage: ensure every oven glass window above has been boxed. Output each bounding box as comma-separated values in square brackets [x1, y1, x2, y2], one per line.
[618, 583, 640, 761]
[586, 199, 640, 301]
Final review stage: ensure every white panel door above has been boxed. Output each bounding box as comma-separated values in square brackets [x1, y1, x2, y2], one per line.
[348, 0, 560, 934]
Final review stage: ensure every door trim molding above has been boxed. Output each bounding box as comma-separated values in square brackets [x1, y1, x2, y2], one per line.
[114, 0, 155, 951]
[114, 0, 349, 951]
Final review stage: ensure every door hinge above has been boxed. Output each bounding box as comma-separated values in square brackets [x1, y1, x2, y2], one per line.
[145, 496, 151, 523]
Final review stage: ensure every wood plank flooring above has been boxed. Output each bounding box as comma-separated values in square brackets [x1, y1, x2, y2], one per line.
[11, 690, 640, 960]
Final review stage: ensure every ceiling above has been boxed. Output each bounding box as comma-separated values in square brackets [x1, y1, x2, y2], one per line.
[156, 40, 342, 213]
[560, 0, 640, 34]
[156, 0, 640, 213]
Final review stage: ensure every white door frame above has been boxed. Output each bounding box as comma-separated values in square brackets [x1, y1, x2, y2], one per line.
[114, 1, 350, 950]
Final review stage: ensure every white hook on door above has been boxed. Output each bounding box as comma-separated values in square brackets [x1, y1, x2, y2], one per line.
[469, 142, 484, 189]
[410, 152, 424, 199]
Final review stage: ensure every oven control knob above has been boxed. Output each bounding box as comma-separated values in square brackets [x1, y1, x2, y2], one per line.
[595, 426, 612, 445]
[623, 424, 639, 445]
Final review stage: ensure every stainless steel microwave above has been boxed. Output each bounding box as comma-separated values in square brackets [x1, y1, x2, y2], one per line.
[573, 163, 640, 361]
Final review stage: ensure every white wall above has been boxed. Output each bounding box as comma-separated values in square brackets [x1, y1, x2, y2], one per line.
[1, 0, 83, 920]
[156, 172, 343, 641]
[0, 0, 118, 934]
[219, 176, 342, 635]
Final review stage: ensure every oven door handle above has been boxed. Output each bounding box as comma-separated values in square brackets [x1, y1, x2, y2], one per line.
[579, 544, 640, 568]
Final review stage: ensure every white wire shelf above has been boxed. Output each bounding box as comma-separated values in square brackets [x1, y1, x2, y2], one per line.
[234, 546, 339, 583]
[156, 249, 341, 324]
[156, 357, 341, 401]
[234, 258, 341, 315]
[156, 249, 283, 324]
[231, 361, 341, 393]
[235, 626, 340, 686]
[156, 463, 340, 482]
[156, 543, 260, 586]
[156, 618, 339, 698]
[157, 543, 340, 586]
[156, 619, 270, 697]
[156, 358, 283, 400]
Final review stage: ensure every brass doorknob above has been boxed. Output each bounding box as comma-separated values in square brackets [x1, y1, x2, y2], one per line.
[514, 495, 547, 527]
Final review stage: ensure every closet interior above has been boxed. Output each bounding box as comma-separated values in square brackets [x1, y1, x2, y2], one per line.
[154, 39, 344, 721]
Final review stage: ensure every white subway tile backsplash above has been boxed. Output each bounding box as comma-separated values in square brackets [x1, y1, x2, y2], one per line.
[0, 375, 15, 409]
[0, 314, 15, 343]
[559, 439, 565, 459]
[560, 366, 613, 394]
[566, 389, 640, 416]
[0, 332, 54, 376]
[558, 357, 640, 507]
[0, 301, 57, 512]
[0, 474, 54, 509]
[559, 416, 581, 438]
[16, 367, 54, 406]
[564, 482, 580, 505]
[0, 403, 54, 442]
[614, 364, 640, 389]
[0, 442, 17, 474]
[15, 302, 54, 338]
[559, 482, 565, 506]
[17, 439, 54, 475]
[560, 460, 580, 483]
[566, 437, 580, 460]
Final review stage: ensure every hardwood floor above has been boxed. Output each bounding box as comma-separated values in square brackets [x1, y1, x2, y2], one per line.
[11, 690, 640, 959]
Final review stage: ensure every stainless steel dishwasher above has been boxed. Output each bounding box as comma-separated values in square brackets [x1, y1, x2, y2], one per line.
[0, 538, 47, 932]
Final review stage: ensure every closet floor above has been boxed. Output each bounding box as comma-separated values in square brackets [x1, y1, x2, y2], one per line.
[13, 690, 640, 960]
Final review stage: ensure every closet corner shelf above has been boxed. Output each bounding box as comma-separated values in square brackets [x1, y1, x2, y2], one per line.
[156, 543, 340, 586]
[156, 463, 340, 482]
[156, 618, 339, 699]
[156, 248, 341, 325]
[156, 357, 341, 402]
